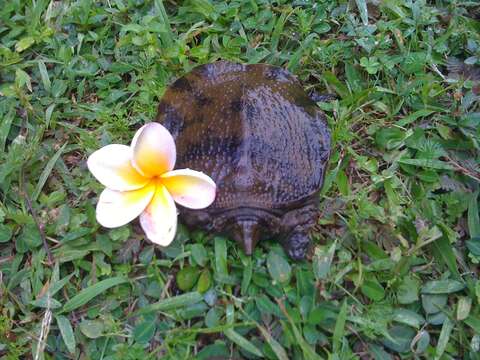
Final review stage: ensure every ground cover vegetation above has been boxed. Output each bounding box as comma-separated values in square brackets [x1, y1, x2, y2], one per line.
[1, 0, 480, 358]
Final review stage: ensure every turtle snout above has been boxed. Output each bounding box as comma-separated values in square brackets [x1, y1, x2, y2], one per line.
[231, 218, 261, 255]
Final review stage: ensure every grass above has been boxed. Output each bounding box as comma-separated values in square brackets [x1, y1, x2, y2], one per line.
[1, 0, 480, 359]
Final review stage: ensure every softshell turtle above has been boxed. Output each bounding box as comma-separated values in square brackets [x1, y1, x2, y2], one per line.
[156, 61, 330, 259]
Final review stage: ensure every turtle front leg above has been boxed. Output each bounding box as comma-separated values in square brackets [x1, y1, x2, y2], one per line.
[280, 202, 319, 260]
[284, 232, 311, 260]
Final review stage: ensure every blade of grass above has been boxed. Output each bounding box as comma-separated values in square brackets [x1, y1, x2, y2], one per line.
[224, 329, 263, 357]
[287, 33, 317, 73]
[355, 0, 369, 25]
[62, 277, 128, 313]
[33, 142, 67, 201]
[154, 0, 174, 47]
[276, 299, 323, 360]
[434, 317, 454, 360]
[468, 191, 480, 237]
[333, 300, 348, 353]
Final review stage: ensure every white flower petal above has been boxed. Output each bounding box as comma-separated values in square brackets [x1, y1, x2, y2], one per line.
[161, 169, 217, 209]
[96, 183, 155, 228]
[131, 123, 176, 177]
[87, 144, 149, 191]
[140, 183, 178, 246]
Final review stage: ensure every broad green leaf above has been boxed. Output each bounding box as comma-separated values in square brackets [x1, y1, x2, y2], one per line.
[467, 237, 480, 256]
[0, 224, 12, 243]
[397, 276, 419, 304]
[191, 244, 207, 266]
[421, 294, 447, 314]
[313, 241, 336, 280]
[55, 315, 76, 354]
[266, 250, 291, 284]
[197, 269, 212, 293]
[79, 319, 104, 339]
[361, 279, 385, 301]
[392, 309, 425, 329]
[133, 317, 156, 344]
[421, 280, 465, 294]
[176, 266, 200, 291]
[382, 325, 416, 353]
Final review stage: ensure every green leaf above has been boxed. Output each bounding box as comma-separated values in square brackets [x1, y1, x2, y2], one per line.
[37, 61, 51, 92]
[214, 237, 228, 276]
[133, 317, 156, 344]
[397, 276, 419, 304]
[196, 342, 229, 360]
[375, 127, 406, 150]
[135, 292, 203, 316]
[361, 279, 385, 301]
[421, 294, 448, 314]
[241, 257, 252, 296]
[191, 244, 207, 266]
[382, 325, 416, 353]
[398, 158, 454, 170]
[79, 319, 104, 339]
[15, 37, 35, 52]
[456, 297, 472, 321]
[176, 266, 200, 291]
[396, 109, 436, 127]
[333, 300, 348, 353]
[33, 142, 67, 201]
[421, 280, 465, 294]
[313, 241, 336, 280]
[55, 315, 76, 354]
[435, 318, 454, 360]
[354, 0, 369, 25]
[467, 237, 480, 256]
[266, 250, 291, 284]
[0, 224, 13, 243]
[19, 224, 42, 249]
[224, 329, 263, 357]
[468, 192, 480, 238]
[62, 277, 128, 313]
[392, 309, 425, 329]
[197, 269, 212, 293]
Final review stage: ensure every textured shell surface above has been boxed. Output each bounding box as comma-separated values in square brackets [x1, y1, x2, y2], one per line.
[156, 61, 330, 210]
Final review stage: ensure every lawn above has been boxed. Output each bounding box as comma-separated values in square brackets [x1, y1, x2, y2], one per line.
[1, 0, 480, 359]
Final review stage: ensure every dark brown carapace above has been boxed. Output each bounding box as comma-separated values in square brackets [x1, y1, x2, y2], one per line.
[156, 61, 330, 259]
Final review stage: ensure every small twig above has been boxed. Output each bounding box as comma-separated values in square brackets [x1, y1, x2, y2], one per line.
[21, 169, 54, 265]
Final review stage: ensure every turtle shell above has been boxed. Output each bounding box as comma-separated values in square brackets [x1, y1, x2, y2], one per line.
[156, 61, 330, 210]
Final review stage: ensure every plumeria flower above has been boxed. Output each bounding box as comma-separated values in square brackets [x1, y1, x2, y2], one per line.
[87, 123, 216, 246]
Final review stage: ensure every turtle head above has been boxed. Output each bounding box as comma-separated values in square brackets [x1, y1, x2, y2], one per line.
[212, 208, 281, 255]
